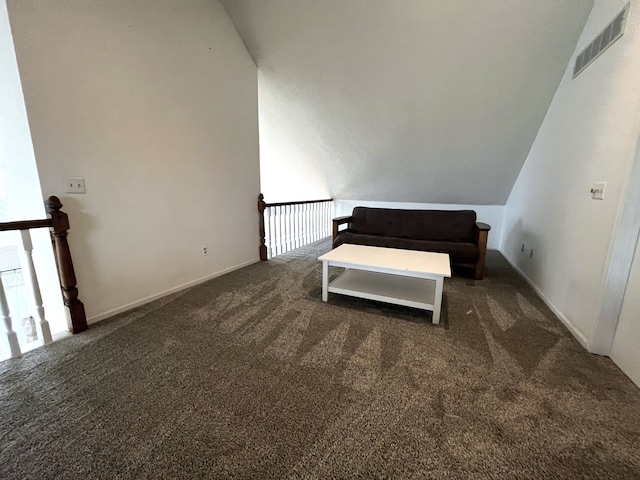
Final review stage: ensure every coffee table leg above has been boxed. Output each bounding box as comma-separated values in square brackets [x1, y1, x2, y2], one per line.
[432, 277, 444, 324]
[322, 261, 329, 302]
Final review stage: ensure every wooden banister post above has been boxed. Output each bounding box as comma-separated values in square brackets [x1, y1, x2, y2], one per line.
[46, 196, 87, 334]
[258, 194, 267, 261]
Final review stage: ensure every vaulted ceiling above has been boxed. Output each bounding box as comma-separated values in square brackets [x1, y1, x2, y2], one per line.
[223, 0, 593, 204]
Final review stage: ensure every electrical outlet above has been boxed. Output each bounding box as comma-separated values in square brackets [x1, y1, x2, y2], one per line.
[202, 245, 208, 256]
[66, 177, 86, 194]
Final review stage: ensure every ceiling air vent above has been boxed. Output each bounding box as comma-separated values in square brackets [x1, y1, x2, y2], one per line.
[573, 3, 629, 78]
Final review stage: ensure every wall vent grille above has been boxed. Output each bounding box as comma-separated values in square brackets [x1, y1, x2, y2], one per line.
[573, 3, 629, 78]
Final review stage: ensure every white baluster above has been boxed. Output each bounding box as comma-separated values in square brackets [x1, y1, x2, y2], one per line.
[0, 275, 21, 358]
[303, 204, 308, 246]
[310, 203, 315, 241]
[291, 204, 296, 249]
[273, 207, 278, 257]
[266, 207, 273, 259]
[323, 202, 327, 238]
[285, 205, 290, 253]
[289, 204, 295, 251]
[272, 206, 278, 257]
[326, 201, 329, 238]
[325, 202, 330, 237]
[299, 204, 304, 247]
[291, 204, 296, 250]
[309, 203, 316, 243]
[20, 230, 52, 344]
[284, 205, 289, 252]
[304, 203, 310, 245]
[294, 204, 300, 249]
[277, 205, 284, 256]
[281, 205, 287, 254]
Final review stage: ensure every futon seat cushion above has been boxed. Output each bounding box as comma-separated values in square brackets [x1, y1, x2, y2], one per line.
[333, 232, 479, 264]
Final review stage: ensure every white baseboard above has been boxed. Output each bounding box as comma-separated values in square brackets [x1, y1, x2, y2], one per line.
[500, 253, 588, 349]
[87, 257, 261, 325]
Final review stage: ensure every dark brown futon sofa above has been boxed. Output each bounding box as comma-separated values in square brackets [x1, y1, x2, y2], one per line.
[332, 207, 491, 279]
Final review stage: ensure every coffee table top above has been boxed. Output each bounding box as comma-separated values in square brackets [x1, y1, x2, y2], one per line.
[318, 244, 451, 277]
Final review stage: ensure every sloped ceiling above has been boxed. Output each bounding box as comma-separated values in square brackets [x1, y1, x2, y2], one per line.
[223, 0, 593, 204]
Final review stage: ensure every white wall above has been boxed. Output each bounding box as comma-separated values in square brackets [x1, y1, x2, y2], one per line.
[7, 0, 260, 323]
[501, 0, 640, 347]
[225, 0, 592, 206]
[0, 0, 66, 334]
[258, 68, 331, 204]
[334, 200, 503, 250]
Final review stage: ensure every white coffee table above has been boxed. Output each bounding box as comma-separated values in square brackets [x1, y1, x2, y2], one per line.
[318, 244, 451, 324]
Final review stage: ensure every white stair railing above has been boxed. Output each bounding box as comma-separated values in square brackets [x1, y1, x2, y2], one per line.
[258, 195, 333, 260]
[0, 195, 87, 359]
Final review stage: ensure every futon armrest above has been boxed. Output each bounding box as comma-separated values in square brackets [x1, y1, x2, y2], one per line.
[474, 222, 491, 280]
[332, 215, 353, 243]
[474, 222, 491, 244]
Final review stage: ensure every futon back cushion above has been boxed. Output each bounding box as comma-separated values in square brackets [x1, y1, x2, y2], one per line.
[349, 207, 477, 243]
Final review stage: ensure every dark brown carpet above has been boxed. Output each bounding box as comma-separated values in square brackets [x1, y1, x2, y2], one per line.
[1, 239, 639, 479]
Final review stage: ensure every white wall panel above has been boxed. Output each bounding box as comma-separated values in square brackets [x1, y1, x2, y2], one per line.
[7, 0, 260, 322]
[502, 0, 640, 347]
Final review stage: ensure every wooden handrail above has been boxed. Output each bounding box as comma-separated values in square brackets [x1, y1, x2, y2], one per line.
[0, 219, 52, 231]
[0, 196, 87, 335]
[263, 198, 333, 208]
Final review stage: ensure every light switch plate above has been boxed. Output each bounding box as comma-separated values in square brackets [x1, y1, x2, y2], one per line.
[591, 182, 606, 200]
[66, 177, 86, 194]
